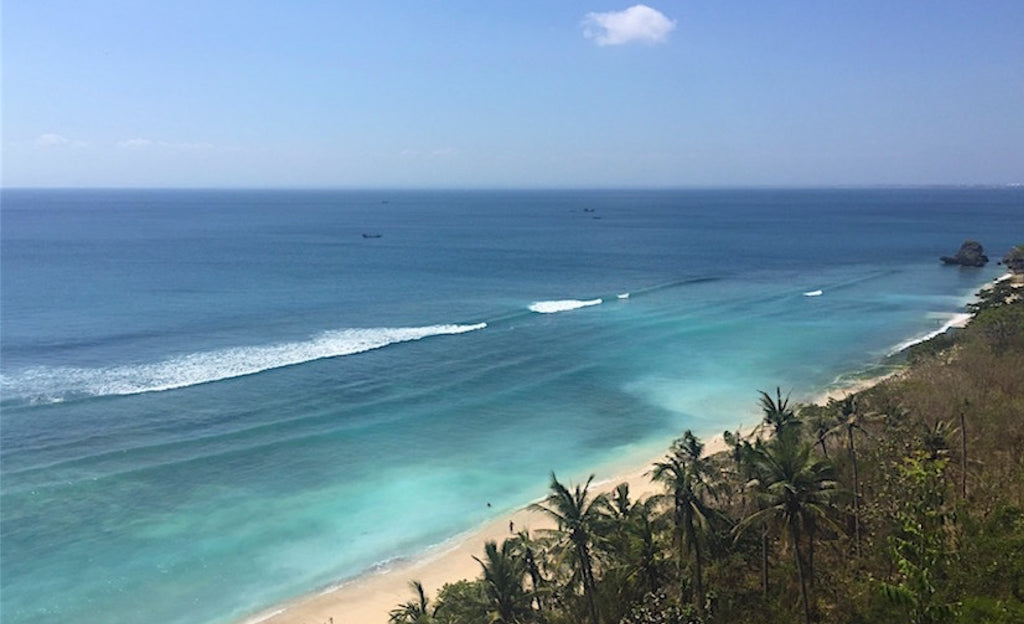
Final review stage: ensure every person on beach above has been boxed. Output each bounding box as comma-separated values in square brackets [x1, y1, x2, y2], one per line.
[509, 520, 514, 533]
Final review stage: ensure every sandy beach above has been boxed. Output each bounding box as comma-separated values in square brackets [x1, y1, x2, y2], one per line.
[240, 365, 915, 624]
[243, 433, 729, 624]
[241, 400, 812, 624]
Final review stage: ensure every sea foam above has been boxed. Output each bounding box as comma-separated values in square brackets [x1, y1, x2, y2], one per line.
[887, 313, 971, 355]
[0, 323, 487, 402]
[528, 299, 603, 314]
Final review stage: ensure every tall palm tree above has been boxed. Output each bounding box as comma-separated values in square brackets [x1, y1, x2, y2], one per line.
[595, 483, 666, 604]
[530, 473, 606, 624]
[389, 580, 436, 624]
[629, 498, 666, 597]
[759, 387, 800, 438]
[724, 428, 769, 595]
[828, 395, 865, 557]
[803, 406, 835, 459]
[736, 437, 843, 624]
[958, 397, 969, 499]
[474, 539, 533, 624]
[649, 430, 718, 615]
[509, 530, 549, 619]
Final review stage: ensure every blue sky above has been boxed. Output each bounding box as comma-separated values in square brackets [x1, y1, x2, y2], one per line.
[3, 1, 1022, 188]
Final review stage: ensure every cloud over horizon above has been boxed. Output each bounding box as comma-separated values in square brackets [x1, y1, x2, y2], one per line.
[583, 5, 675, 46]
[34, 133, 86, 148]
[116, 138, 218, 150]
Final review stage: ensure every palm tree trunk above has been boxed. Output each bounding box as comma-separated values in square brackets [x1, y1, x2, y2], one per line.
[761, 522, 769, 596]
[848, 426, 861, 558]
[524, 548, 545, 619]
[578, 544, 600, 624]
[959, 408, 968, 499]
[689, 516, 705, 615]
[791, 525, 812, 624]
[818, 437, 829, 459]
[808, 520, 816, 586]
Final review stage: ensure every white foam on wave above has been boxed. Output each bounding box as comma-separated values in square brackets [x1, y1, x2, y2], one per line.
[617, 293, 630, 299]
[887, 313, 971, 355]
[804, 290, 823, 297]
[1, 323, 487, 401]
[528, 299, 603, 314]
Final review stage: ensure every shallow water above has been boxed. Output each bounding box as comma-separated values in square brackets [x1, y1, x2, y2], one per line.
[1, 188, 1019, 623]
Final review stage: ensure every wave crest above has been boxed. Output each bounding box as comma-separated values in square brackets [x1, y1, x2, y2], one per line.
[887, 313, 970, 355]
[1, 323, 486, 402]
[528, 299, 603, 314]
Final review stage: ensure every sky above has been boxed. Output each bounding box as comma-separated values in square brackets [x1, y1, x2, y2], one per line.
[2, 1, 1023, 188]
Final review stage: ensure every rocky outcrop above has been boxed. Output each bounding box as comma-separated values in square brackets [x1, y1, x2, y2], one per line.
[941, 240, 988, 267]
[1002, 245, 1024, 275]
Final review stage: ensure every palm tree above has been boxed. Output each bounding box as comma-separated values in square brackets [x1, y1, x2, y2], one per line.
[736, 437, 843, 624]
[389, 580, 436, 624]
[803, 406, 835, 459]
[474, 539, 534, 624]
[921, 419, 955, 461]
[629, 498, 666, 597]
[829, 395, 865, 557]
[759, 387, 800, 438]
[649, 430, 718, 615]
[724, 428, 769, 595]
[530, 472, 606, 624]
[594, 483, 667, 606]
[509, 530, 549, 619]
[958, 398, 969, 499]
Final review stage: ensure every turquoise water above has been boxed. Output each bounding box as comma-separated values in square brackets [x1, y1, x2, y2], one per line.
[1, 189, 1019, 623]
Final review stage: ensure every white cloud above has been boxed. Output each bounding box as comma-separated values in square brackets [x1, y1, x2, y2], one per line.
[583, 4, 676, 46]
[399, 147, 458, 158]
[117, 138, 219, 150]
[35, 133, 86, 148]
[117, 138, 154, 149]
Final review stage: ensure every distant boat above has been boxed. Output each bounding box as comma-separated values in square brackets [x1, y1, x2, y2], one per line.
[804, 290, 823, 297]
[362, 233, 382, 239]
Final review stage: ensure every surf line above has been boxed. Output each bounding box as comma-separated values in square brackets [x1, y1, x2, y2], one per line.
[3, 322, 490, 402]
[528, 299, 603, 314]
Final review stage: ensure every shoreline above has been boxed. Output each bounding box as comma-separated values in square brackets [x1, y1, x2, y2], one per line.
[240, 396, 849, 624]
[239, 279, 1005, 624]
[242, 433, 736, 624]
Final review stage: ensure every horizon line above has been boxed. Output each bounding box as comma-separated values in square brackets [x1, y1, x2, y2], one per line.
[3, 183, 1022, 192]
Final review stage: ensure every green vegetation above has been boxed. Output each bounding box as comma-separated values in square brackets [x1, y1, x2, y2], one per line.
[392, 280, 1023, 623]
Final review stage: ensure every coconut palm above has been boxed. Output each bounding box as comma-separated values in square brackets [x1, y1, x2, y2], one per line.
[828, 395, 866, 557]
[759, 387, 800, 438]
[921, 419, 956, 461]
[803, 405, 835, 459]
[649, 430, 718, 615]
[509, 530, 549, 619]
[629, 498, 667, 597]
[474, 539, 534, 624]
[736, 437, 843, 624]
[725, 427, 772, 596]
[530, 473, 606, 624]
[389, 580, 436, 624]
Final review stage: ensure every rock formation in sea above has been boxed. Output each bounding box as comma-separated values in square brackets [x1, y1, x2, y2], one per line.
[940, 239, 988, 267]
[1002, 244, 1024, 275]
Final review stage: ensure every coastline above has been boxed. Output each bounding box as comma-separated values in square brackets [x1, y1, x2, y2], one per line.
[240, 277, 1007, 624]
[243, 434, 732, 624]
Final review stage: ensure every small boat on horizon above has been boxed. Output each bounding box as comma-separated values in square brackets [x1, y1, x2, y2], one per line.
[362, 233, 382, 239]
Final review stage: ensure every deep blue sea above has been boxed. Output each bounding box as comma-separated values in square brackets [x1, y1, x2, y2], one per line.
[1, 188, 1020, 624]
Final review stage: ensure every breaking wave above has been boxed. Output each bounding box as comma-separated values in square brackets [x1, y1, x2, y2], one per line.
[887, 313, 971, 355]
[1, 323, 487, 402]
[528, 299, 603, 314]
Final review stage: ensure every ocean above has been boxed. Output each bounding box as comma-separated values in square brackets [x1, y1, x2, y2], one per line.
[0, 188, 1019, 624]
